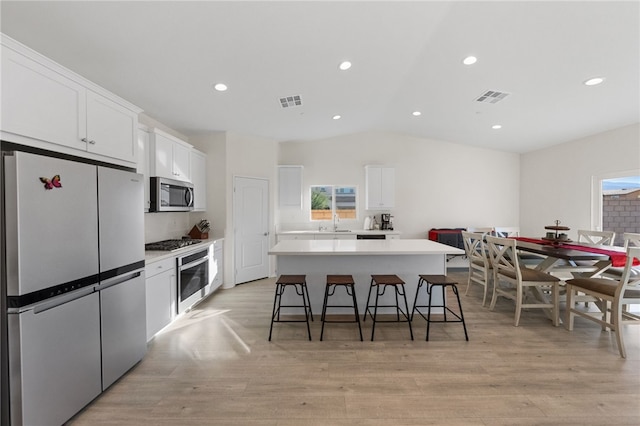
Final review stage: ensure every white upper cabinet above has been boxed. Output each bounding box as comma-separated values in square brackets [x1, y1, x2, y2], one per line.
[190, 149, 207, 211]
[1, 35, 141, 165]
[85, 90, 138, 162]
[1, 46, 86, 151]
[278, 165, 303, 209]
[149, 129, 192, 182]
[365, 165, 395, 210]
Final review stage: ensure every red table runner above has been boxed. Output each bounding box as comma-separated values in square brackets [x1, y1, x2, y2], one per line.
[513, 237, 639, 268]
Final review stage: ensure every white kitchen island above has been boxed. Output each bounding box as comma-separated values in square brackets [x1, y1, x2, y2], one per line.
[268, 239, 464, 314]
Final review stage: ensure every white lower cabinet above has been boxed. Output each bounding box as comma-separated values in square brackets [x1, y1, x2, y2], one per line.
[211, 239, 224, 290]
[144, 257, 176, 341]
[314, 234, 357, 240]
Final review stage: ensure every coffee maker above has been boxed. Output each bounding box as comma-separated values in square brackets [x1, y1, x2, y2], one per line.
[381, 214, 394, 230]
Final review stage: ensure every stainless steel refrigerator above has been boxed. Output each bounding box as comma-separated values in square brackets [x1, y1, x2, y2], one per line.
[1, 148, 146, 426]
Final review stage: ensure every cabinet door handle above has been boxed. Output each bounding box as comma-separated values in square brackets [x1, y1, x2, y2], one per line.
[81, 138, 96, 145]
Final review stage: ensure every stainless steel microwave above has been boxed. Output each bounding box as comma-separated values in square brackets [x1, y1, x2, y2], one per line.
[149, 176, 194, 212]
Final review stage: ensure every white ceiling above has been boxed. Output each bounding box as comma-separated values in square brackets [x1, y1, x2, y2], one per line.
[2, 1, 639, 153]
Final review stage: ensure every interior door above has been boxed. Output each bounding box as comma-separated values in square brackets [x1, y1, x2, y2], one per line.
[233, 176, 269, 284]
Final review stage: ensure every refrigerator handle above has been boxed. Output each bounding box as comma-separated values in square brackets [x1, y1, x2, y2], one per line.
[98, 270, 143, 291]
[31, 286, 96, 315]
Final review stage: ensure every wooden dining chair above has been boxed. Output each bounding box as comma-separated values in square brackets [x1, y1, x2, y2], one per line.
[551, 229, 617, 277]
[461, 231, 491, 306]
[492, 226, 520, 238]
[486, 235, 561, 327]
[601, 233, 640, 280]
[565, 246, 640, 358]
[492, 226, 543, 266]
[576, 229, 616, 246]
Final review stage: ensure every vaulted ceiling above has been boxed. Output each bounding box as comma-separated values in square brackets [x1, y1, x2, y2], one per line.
[2, 1, 638, 153]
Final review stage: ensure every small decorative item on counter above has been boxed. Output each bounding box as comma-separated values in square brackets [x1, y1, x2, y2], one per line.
[188, 219, 211, 239]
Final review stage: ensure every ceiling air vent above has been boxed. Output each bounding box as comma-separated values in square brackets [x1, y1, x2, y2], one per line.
[475, 90, 510, 104]
[279, 95, 302, 108]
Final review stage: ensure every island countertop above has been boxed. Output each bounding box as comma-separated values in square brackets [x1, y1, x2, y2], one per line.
[268, 238, 464, 256]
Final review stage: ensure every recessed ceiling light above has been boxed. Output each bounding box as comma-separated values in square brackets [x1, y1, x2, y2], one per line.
[463, 56, 477, 65]
[213, 83, 228, 92]
[492, 124, 502, 130]
[412, 111, 422, 116]
[584, 77, 605, 86]
[332, 115, 341, 120]
[338, 61, 352, 71]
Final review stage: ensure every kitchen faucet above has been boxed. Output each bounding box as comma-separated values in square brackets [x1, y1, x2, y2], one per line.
[333, 213, 339, 231]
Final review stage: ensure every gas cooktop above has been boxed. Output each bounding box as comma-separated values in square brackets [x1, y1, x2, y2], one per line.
[145, 239, 202, 251]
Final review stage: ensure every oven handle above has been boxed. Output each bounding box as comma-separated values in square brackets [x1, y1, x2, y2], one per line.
[179, 255, 208, 271]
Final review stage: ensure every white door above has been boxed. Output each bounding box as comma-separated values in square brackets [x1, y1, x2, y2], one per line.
[234, 176, 269, 284]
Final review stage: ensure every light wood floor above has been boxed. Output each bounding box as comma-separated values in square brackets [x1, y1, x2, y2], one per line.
[68, 270, 640, 425]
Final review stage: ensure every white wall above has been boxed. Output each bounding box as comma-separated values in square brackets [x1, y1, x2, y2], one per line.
[520, 123, 640, 239]
[278, 131, 520, 238]
[189, 132, 226, 240]
[224, 131, 278, 287]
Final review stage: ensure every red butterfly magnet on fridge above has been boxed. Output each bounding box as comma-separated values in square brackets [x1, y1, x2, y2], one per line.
[39, 175, 62, 190]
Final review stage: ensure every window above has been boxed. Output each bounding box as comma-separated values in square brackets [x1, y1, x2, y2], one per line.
[601, 175, 640, 246]
[311, 185, 357, 221]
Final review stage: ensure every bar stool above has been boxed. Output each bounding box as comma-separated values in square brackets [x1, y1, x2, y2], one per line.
[412, 274, 468, 341]
[320, 275, 363, 341]
[364, 274, 414, 341]
[268, 274, 313, 341]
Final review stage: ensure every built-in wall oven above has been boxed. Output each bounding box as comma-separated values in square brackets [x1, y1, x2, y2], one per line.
[177, 247, 210, 314]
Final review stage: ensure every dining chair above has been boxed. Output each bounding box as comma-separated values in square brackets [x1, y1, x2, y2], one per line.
[576, 229, 616, 246]
[467, 227, 494, 234]
[601, 233, 640, 280]
[565, 245, 640, 358]
[551, 229, 617, 277]
[493, 226, 543, 266]
[486, 235, 561, 326]
[492, 226, 520, 237]
[461, 231, 492, 306]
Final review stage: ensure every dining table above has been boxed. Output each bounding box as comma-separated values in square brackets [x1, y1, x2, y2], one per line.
[513, 237, 631, 278]
[507, 237, 632, 324]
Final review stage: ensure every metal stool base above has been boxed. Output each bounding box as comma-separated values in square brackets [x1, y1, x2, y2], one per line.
[320, 275, 363, 341]
[269, 275, 313, 341]
[412, 274, 469, 341]
[363, 275, 414, 341]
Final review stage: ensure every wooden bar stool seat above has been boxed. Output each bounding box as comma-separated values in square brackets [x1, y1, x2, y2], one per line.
[320, 275, 363, 341]
[412, 274, 469, 341]
[268, 274, 313, 341]
[364, 274, 414, 341]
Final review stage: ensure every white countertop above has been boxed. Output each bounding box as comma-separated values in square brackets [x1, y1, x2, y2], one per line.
[269, 239, 464, 256]
[278, 229, 400, 235]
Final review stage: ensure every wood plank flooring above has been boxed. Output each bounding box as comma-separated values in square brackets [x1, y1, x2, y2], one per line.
[68, 270, 640, 425]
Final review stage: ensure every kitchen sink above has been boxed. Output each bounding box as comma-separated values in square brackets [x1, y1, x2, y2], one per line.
[334, 229, 352, 232]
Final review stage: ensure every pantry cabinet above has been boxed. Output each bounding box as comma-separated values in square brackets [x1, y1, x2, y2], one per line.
[365, 166, 395, 210]
[149, 129, 192, 182]
[1, 35, 141, 164]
